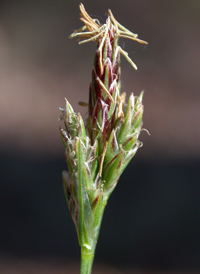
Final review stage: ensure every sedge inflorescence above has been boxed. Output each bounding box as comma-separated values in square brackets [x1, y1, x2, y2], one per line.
[59, 4, 147, 273]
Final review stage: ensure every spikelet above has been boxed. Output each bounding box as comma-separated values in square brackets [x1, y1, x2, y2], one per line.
[59, 4, 147, 274]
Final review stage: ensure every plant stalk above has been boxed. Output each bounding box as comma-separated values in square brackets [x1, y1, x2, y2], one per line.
[80, 200, 107, 274]
[80, 247, 94, 274]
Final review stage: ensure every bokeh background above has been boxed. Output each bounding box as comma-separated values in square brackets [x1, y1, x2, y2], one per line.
[0, 0, 200, 273]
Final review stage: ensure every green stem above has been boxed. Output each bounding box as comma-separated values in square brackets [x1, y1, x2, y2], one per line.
[80, 247, 94, 274]
[80, 200, 107, 274]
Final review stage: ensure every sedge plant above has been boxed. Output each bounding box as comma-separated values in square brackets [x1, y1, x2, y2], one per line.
[59, 4, 148, 274]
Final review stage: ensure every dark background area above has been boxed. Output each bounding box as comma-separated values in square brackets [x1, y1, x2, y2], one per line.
[0, 0, 200, 273]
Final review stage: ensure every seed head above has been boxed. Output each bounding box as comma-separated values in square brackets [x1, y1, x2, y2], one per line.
[60, 3, 147, 251]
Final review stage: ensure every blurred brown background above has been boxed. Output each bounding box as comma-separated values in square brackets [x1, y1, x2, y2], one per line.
[0, 0, 200, 273]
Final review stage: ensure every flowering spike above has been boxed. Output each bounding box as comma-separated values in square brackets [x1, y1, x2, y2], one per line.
[59, 4, 147, 274]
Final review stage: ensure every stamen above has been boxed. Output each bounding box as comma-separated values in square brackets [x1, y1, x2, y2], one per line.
[79, 31, 104, 45]
[80, 18, 99, 32]
[117, 95, 124, 119]
[108, 9, 148, 45]
[79, 3, 100, 32]
[96, 77, 115, 103]
[78, 101, 88, 107]
[69, 26, 87, 39]
[98, 19, 110, 74]
[117, 34, 148, 44]
[115, 21, 138, 38]
[70, 4, 148, 71]
[108, 9, 119, 36]
[118, 46, 138, 70]
[72, 27, 102, 38]
[121, 92, 126, 106]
